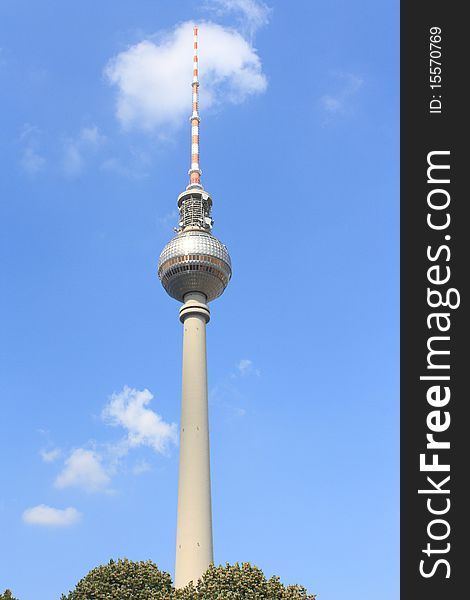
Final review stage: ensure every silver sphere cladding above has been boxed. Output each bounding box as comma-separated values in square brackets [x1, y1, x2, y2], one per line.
[158, 230, 232, 302]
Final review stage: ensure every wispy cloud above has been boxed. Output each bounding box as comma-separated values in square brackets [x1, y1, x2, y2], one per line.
[21, 147, 46, 174]
[100, 146, 152, 179]
[105, 20, 267, 132]
[205, 0, 271, 37]
[19, 124, 46, 175]
[22, 504, 81, 527]
[102, 386, 178, 454]
[39, 386, 175, 497]
[236, 358, 260, 377]
[100, 157, 148, 179]
[55, 448, 111, 493]
[40, 447, 62, 463]
[63, 125, 106, 176]
[80, 125, 106, 146]
[320, 72, 363, 121]
[210, 358, 260, 417]
[62, 143, 82, 176]
[157, 209, 178, 228]
[210, 379, 247, 418]
[18, 123, 122, 178]
[132, 459, 152, 475]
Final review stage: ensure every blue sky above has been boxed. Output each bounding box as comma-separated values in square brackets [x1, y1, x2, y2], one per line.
[0, 1, 399, 598]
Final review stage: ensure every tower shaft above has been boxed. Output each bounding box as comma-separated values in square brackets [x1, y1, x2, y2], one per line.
[175, 292, 213, 588]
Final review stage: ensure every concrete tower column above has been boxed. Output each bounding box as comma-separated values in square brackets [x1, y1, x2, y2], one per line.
[175, 291, 213, 588]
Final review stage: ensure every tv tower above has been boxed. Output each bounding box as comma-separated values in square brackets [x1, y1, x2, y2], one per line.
[158, 26, 232, 589]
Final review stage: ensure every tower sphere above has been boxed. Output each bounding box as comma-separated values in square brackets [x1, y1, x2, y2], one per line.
[158, 228, 231, 302]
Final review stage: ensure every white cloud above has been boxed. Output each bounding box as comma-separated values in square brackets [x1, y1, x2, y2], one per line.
[80, 125, 106, 146]
[55, 448, 111, 493]
[100, 145, 151, 179]
[206, 0, 271, 36]
[102, 386, 177, 454]
[237, 358, 260, 377]
[209, 358, 259, 417]
[320, 72, 363, 117]
[40, 447, 62, 463]
[210, 381, 246, 419]
[63, 125, 106, 176]
[100, 157, 138, 178]
[132, 459, 152, 475]
[22, 504, 81, 527]
[19, 124, 46, 174]
[19, 123, 39, 142]
[21, 147, 46, 174]
[41, 387, 174, 494]
[321, 96, 343, 113]
[105, 20, 267, 132]
[157, 209, 178, 227]
[63, 143, 83, 176]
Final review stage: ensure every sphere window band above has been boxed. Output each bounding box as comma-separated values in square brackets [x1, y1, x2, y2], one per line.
[160, 254, 229, 271]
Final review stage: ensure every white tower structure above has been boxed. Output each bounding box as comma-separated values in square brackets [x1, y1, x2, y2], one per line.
[158, 26, 232, 589]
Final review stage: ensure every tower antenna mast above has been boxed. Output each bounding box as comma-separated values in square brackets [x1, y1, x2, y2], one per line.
[189, 25, 202, 187]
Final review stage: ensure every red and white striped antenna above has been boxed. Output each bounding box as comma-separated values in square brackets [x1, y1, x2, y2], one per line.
[188, 25, 202, 187]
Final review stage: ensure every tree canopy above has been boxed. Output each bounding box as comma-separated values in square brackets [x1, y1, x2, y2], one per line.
[0, 591, 19, 600]
[60, 559, 172, 600]
[61, 559, 316, 600]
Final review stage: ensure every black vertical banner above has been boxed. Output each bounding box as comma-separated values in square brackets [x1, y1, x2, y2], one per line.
[401, 3, 468, 599]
